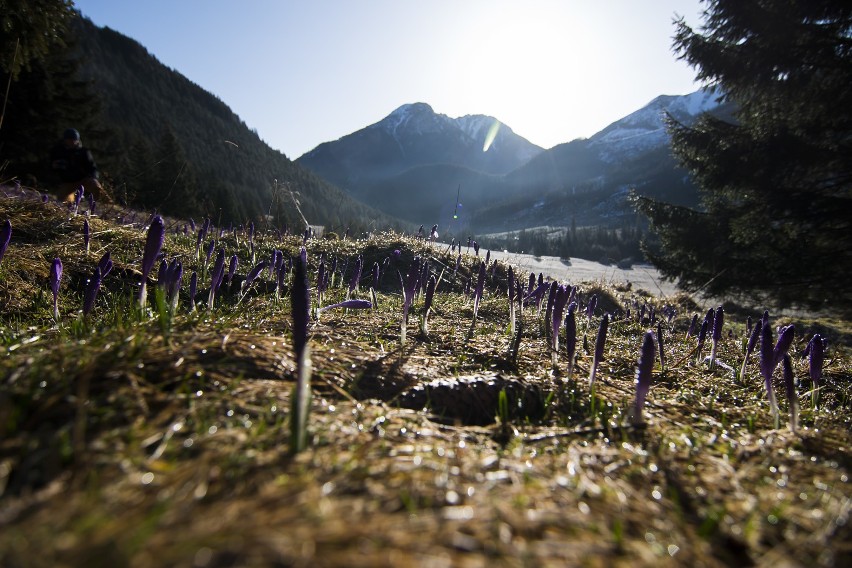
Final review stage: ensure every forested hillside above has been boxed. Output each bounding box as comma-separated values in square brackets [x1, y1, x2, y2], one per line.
[1, 12, 397, 233]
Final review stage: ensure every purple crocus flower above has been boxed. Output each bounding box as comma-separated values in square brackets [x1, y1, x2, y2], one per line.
[565, 303, 577, 379]
[740, 318, 762, 381]
[773, 325, 795, 368]
[371, 261, 380, 289]
[421, 275, 437, 335]
[759, 322, 781, 426]
[139, 215, 165, 308]
[97, 252, 113, 279]
[157, 258, 169, 288]
[544, 281, 558, 337]
[82, 267, 102, 316]
[72, 186, 83, 215]
[471, 260, 486, 322]
[632, 330, 657, 425]
[782, 354, 798, 432]
[50, 258, 62, 321]
[454, 253, 461, 275]
[429, 224, 438, 242]
[685, 314, 698, 339]
[695, 318, 709, 365]
[227, 254, 238, 285]
[242, 260, 269, 295]
[807, 334, 825, 393]
[551, 285, 570, 368]
[585, 294, 597, 321]
[589, 313, 609, 387]
[208, 248, 226, 310]
[83, 219, 90, 253]
[709, 306, 724, 369]
[0, 219, 11, 265]
[473, 241, 479, 256]
[168, 261, 183, 312]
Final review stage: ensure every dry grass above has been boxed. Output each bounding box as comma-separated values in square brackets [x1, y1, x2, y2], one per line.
[0, 191, 850, 567]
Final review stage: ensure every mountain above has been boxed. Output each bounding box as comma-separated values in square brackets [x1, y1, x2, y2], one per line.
[296, 103, 542, 221]
[475, 89, 727, 232]
[296, 90, 725, 235]
[65, 16, 396, 232]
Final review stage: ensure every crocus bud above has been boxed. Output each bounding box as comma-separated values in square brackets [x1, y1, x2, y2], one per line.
[83, 266, 102, 316]
[633, 331, 657, 424]
[140, 215, 165, 308]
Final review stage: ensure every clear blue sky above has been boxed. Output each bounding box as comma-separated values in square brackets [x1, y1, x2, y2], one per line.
[72, 0, 705, 159]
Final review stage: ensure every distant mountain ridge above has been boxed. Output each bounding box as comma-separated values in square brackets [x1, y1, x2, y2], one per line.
[297, 103, 542, 196]
[296, 89, 725, 232]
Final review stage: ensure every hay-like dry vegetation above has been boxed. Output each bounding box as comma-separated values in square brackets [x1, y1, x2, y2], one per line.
[0, 190, 850, 567]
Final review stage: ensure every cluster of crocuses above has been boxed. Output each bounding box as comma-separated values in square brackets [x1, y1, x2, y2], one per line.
[682, 307, 828, 431]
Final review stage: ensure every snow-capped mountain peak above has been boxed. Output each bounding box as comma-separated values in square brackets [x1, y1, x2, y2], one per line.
[589, 88, 722, 162]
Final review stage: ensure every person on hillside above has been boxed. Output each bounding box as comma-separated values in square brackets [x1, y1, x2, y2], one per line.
[50, 128, 105, 203]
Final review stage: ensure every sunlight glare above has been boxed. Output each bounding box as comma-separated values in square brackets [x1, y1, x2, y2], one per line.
[483, 119, 501, 151]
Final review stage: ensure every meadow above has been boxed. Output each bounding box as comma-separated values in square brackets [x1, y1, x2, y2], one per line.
[0, 188, 849, 567]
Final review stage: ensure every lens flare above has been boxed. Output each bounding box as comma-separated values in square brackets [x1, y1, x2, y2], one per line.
[482, 119, 501, 152]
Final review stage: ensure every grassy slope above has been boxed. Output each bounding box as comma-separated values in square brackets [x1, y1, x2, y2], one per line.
[0, 191, 850, 567]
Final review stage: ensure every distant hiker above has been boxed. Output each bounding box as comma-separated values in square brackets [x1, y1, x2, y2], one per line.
[50, 128, 105, 203]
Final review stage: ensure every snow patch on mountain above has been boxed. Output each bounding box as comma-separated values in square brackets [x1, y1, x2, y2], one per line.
[589, 88, 721, 163]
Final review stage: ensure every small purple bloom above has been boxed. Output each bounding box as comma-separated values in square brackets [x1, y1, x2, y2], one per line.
[83, 219, 90, 252]
[759, 321, 780, 425]
[686, 314, 698, 339]
[472, 260, 486, 321]
[140, 215, 165, 308]
[585, 294, 597, 321]
[242, 260, 269, 297]
[808, 334, 825, 389]
[589, 313, 609, 387]
[82, 267, 102, 316]
[228, 254, 238, 284]
[657, 321, 665, 371]
[189, 271, 198, 312]
[551, 285, 569, 366]
[773, 325, 795, 368]
[696, 318, 709, 365]
[208, 248, 226, 309]
[97, 252, 113, 278]
[632, 330, 657, 424]
[740, 316, 762, 380]
[709, 306, 724, 368]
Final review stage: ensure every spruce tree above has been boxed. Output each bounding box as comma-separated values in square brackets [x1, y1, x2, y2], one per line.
[634, 0, 852, 313]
